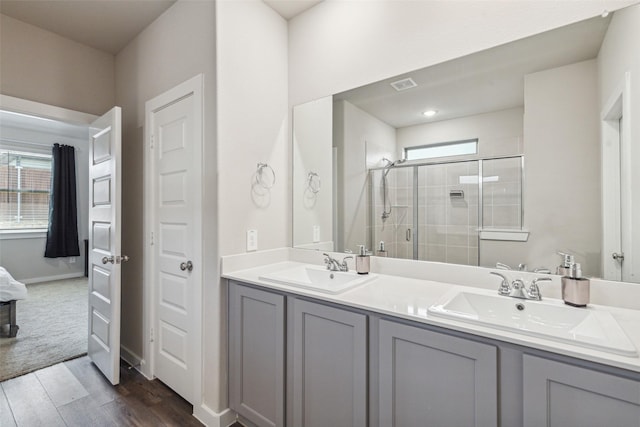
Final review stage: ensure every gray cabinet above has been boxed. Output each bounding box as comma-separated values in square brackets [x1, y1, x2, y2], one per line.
[523, 354, 640, 427]
[289, 298, 367, 427]
[229, 283, 285, 427]
[377, 319, 498, 427]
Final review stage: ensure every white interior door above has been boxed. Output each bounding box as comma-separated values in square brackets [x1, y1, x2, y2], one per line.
[146, 76, 202, 404]
[88, 107, 124, 385]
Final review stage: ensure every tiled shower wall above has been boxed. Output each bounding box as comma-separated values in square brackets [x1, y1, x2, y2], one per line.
[482, 157, 522, 229]
[418, 161, 479, 266]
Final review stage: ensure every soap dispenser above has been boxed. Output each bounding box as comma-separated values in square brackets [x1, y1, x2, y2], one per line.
[356, 245, 370, 275]
[556, 252, 575, 276]
[561, 262, 590, 307]
[377, 241, 387, 257]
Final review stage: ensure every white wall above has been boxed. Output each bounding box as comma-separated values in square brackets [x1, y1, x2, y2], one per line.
[292, 96, 333, 248]
[598, 3, 640, 283]
[114, 0, 221, 417]
[397, 107, 524, 159]
[0, 14, 115, 116]
[217, 0, 289, 256]
[334, 100, 396, 252]
[505, 60, 601, 276]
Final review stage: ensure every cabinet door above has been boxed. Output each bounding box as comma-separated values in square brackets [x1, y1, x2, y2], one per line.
[290, 298, 367, 427]
[229, 283, 285, 427]
[378, 319, 498, 427]
[523, 354, 640, 427]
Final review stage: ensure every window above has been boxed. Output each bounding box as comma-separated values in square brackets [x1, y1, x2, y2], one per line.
[405, 139, 478, 161]
[0, 150, 52, 230]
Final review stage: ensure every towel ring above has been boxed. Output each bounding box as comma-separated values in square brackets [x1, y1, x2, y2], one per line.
[307, 172, 321, 194]
[256, 162, 276, 189]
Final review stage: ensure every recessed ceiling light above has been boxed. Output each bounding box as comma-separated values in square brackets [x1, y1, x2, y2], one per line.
[422, 110, 438, 117]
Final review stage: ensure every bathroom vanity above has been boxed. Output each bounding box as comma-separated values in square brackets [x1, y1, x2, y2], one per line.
[223, 251, 640, 427]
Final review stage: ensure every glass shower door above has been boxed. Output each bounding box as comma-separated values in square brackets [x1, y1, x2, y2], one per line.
[370, 166, 415, 259]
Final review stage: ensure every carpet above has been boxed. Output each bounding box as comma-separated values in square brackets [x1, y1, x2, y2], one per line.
[0, 277, 88, 381]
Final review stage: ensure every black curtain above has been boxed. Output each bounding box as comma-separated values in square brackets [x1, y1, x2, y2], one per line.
[45, 143, 80, 258]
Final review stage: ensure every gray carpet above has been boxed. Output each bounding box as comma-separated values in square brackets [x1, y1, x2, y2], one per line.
[0, 277, 88, 381]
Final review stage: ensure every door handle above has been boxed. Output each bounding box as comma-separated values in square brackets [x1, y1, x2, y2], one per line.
[180, 260, 193, 271]
[406, 228, 411, 242]
[612, 252, 625, 262]
[101, 255, 130, 264]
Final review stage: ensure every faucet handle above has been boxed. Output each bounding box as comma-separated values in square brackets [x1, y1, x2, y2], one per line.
[341, 255, 354, 271]
[490, 271, 511, 295]
[528, 277, 552, 300]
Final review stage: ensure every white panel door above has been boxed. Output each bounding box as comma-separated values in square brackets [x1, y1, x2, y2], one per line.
[88, 107, 123, 385]
[148, 78, 202, 404]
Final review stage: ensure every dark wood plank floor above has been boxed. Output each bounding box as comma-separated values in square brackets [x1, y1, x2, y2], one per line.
[0, 356, 207, 426]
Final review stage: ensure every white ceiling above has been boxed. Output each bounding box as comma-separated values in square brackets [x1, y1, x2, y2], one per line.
[263, 0, 323, 20]
[0, 0, 176, 54]
[0, 110, 89, 141]
[335, 14, 612, 129]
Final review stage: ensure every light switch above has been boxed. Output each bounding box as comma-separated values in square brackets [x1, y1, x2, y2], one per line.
[247, 229, 258, 252]
[313, 225, 320, 243]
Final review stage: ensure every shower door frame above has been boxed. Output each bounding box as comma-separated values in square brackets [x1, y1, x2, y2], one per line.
[369, 154, 525, 264]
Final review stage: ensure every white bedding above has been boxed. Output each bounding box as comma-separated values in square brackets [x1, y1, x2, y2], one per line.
[0, 267, 27, 302]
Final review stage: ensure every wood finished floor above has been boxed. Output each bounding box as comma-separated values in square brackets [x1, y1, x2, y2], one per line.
[0, 356, 209, 427]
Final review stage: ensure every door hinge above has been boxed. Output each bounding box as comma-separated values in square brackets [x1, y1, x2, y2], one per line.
[150, 327, 154, 343]
[150, 231, 154, 246]
[150, 134, 154, 149]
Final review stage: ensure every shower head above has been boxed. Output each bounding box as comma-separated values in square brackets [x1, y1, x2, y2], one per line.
[381, 157, 406, 168]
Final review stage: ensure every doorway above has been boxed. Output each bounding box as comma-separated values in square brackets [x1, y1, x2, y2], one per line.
[0, 97, 94, 380]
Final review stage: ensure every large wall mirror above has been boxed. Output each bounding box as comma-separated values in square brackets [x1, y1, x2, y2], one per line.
[292, 4, 640, 283]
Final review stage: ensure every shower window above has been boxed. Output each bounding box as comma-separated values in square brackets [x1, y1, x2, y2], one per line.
[404, 139, 478, 161]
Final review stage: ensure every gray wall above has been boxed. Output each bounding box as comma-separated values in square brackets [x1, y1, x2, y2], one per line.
[0, 14, 115, 116]
[113, 0, 219, 412]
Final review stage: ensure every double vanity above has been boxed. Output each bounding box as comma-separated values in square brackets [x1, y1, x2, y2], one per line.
[223, 249, 640, 427]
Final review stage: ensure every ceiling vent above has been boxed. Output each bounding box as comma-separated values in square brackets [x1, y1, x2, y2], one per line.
[390, 78, 417, 91]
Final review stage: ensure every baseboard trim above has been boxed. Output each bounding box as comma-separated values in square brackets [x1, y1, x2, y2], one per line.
[120, 345, 150, 378]
[193, 404, 236, 427]
[22, 272, 85, 284]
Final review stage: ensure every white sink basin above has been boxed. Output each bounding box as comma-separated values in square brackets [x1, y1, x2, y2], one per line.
[259, 265, 376, 294]
[428, 288, 637, 357]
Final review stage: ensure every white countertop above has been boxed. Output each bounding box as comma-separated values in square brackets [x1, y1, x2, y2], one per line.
[222, 250, 640, 375]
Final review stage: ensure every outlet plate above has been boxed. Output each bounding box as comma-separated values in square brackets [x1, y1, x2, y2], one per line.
[312, 225, 320, 243]
[247, 229, 258, 252]
[69, 257, 76, 264]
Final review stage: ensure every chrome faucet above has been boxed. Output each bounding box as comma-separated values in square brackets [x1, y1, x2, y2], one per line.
[323, 253, 352, 272]
[490, 272, 552, 301]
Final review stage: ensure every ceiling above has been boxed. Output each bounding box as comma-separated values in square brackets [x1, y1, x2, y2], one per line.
[0, 0, 177, 54]
[335, 14, 612, 129]
[264, 0, 323, 19]
[0, 0, 323, 56]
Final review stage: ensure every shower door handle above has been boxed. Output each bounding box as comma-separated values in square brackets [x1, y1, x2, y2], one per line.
[406, 228, 411, 242]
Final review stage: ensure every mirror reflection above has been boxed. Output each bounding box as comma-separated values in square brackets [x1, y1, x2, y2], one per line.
[292, 5, 640, 283]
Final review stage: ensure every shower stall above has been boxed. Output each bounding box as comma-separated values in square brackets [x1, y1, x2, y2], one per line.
[370, 156, 523, 266]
